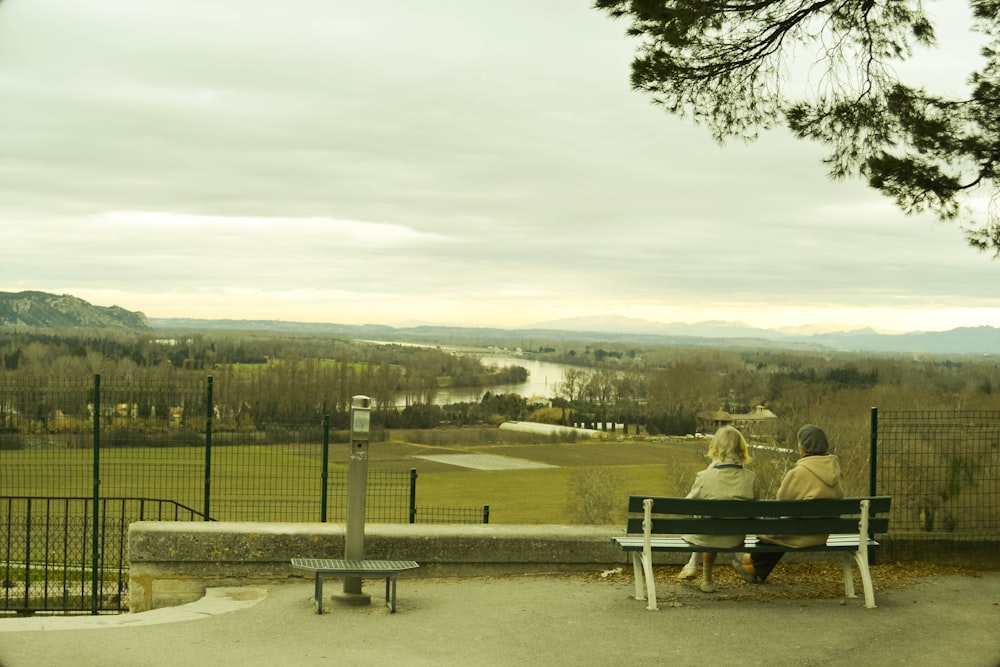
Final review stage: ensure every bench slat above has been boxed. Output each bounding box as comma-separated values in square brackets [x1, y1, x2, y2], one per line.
[626, 516, 889, 535]
[627, 496, 891, 517]
[613, 534, 879, 552]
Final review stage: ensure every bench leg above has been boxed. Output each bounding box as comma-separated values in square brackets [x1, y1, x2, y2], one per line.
[840, 553, 857, 600]
[632, 552, 658, 611]
[630, 552, 645, 602]
[314, 574, 325, 614]
[852, 551, 877, 609]
[383, 575, 399, 613]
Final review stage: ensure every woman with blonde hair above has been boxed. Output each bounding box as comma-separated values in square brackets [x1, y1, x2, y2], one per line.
[676, 425, 758, 592]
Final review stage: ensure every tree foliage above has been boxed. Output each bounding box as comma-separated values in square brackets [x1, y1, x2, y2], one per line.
[595, 0, 1000, 253]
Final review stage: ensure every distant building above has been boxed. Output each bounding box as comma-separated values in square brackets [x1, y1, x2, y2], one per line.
[696, 405, 778, 437]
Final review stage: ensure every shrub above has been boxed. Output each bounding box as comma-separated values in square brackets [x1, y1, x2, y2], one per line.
[565, 467, 625, 524]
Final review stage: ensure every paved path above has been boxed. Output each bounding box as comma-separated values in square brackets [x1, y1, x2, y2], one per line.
[2, 572, 999, 666]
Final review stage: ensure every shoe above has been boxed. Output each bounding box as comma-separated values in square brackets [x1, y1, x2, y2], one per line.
[676, 564, 698, 580]
[730, 558, 758, 584]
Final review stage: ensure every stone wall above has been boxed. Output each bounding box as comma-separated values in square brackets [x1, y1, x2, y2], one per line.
[128, 522, 959, 612]
[128, 521, 631, 612]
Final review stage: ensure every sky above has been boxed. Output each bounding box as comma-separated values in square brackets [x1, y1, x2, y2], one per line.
[1, 0, 998, 334]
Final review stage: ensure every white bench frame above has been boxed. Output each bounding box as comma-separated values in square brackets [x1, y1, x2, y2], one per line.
[612, 497, 888, 610]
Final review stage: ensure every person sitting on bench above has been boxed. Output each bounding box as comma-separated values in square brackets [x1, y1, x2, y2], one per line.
[731, 424, 844, 583]
[678, 425, 759, 592]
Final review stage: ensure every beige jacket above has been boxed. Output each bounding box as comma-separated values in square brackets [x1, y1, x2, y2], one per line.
[762, 454, 845, 548]
[682, 463, 758, 549]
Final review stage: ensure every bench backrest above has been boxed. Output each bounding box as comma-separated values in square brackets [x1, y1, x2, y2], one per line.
[625, 496, 891, 536]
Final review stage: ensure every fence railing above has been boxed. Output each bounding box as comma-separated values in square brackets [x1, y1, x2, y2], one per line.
[5, 375, 1000, 612]
[0, 375, 487, 524]
[0, 375, 488, 615]
[1, 496, 204, 615]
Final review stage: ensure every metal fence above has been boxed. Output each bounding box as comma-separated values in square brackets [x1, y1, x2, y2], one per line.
[2, 496, 203, 615]
[0, 375, 487, 615]
[873, 408, 1000, 563]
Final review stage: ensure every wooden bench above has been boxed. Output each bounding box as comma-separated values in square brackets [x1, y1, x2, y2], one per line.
[612, 496, 891, 610]
[290, 558, 420, 613]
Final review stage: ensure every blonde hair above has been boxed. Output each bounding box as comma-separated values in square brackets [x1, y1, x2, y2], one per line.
[706, 425, 752, 465]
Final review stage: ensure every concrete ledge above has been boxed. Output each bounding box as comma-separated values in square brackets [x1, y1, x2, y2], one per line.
[128, 523, 989, 612]
[128, 521, 631, 611]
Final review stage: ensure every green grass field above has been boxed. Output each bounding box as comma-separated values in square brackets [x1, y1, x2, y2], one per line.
[3, 434, 720, 524]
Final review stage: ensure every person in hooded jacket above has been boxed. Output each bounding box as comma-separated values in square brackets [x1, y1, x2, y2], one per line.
[730, 424, 844, 583]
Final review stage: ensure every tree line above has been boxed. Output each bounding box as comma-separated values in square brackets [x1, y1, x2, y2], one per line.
[2, 327, 999, 450]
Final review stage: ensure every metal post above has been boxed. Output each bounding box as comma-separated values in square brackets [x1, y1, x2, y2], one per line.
[408, 468, 417, 524]
[91, 374, 101, 615]
[337, 396, 371, 606]
[869, 407, 878, 496]
[868, 406, 878, 564]
[203, 376, 214, 521]
[320, 415, 330, 522]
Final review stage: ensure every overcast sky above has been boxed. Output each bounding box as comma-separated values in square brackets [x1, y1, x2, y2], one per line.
[1, 0, 997, 334]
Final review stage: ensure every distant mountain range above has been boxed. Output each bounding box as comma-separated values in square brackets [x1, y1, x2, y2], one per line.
[519, 315, 1000, 356]
[148, 314, 1000, 355]
[0, 291, 148, 328]
[2, 291, 998, 355]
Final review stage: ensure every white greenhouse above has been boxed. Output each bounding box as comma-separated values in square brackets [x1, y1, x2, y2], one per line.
[498, 421, 606, 438]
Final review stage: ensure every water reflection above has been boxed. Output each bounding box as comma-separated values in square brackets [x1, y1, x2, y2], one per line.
[432, 355, 573, 405]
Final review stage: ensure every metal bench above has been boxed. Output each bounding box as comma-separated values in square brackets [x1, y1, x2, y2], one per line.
[290, 558, 420, 613]
[612, 496, 891, 610]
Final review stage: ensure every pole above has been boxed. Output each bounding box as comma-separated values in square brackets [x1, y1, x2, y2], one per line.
[320, 414, 330, 522]
[869, 407, 878, 497]
[204, 376, 214, 520]
[408, 468, 417, 524]
[868, 406, 878, 564]
[91, 374, 101, 614]
[338, 395, 371, 605]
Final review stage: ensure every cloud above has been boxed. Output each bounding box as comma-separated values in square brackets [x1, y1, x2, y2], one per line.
[0, 0, 998, 332]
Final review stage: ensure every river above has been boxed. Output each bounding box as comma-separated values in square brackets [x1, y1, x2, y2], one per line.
[432, 355, 573, 405]
[360, 341, 577, 406]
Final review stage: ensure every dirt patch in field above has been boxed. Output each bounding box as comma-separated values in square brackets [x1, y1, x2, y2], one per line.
[413, 454, 557, 470]
[361, 438, 707, 472]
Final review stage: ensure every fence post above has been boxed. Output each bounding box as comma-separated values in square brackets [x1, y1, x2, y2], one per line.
[203, 376, 213, 521]
[482, 505, 490, 524]
[321, 414, 330, 522]
[91, 373, 101, 615]
[409, 468, 417, 524]
[868, 406, 878, 564]
[869, 407, 878, 496]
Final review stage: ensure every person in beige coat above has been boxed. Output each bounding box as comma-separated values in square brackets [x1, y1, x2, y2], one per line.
[678, 425, 758, 592]
[731, 424, 845, 583]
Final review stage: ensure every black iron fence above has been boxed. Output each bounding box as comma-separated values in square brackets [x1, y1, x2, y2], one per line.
[5, 374, 1000, 613]
[873, 408, 1000, 563]
[2, 496, 203, 615]
[0, 375, 487, 615]
[0, 375, 487, 523]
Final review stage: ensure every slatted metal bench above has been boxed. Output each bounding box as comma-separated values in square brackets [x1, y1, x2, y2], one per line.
[290, 558, 420, 613]
[612, 496, 891, 610]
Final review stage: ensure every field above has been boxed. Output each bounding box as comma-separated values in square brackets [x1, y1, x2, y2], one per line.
[3, 434, 722, 524]
[364, 436, 711, 523]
